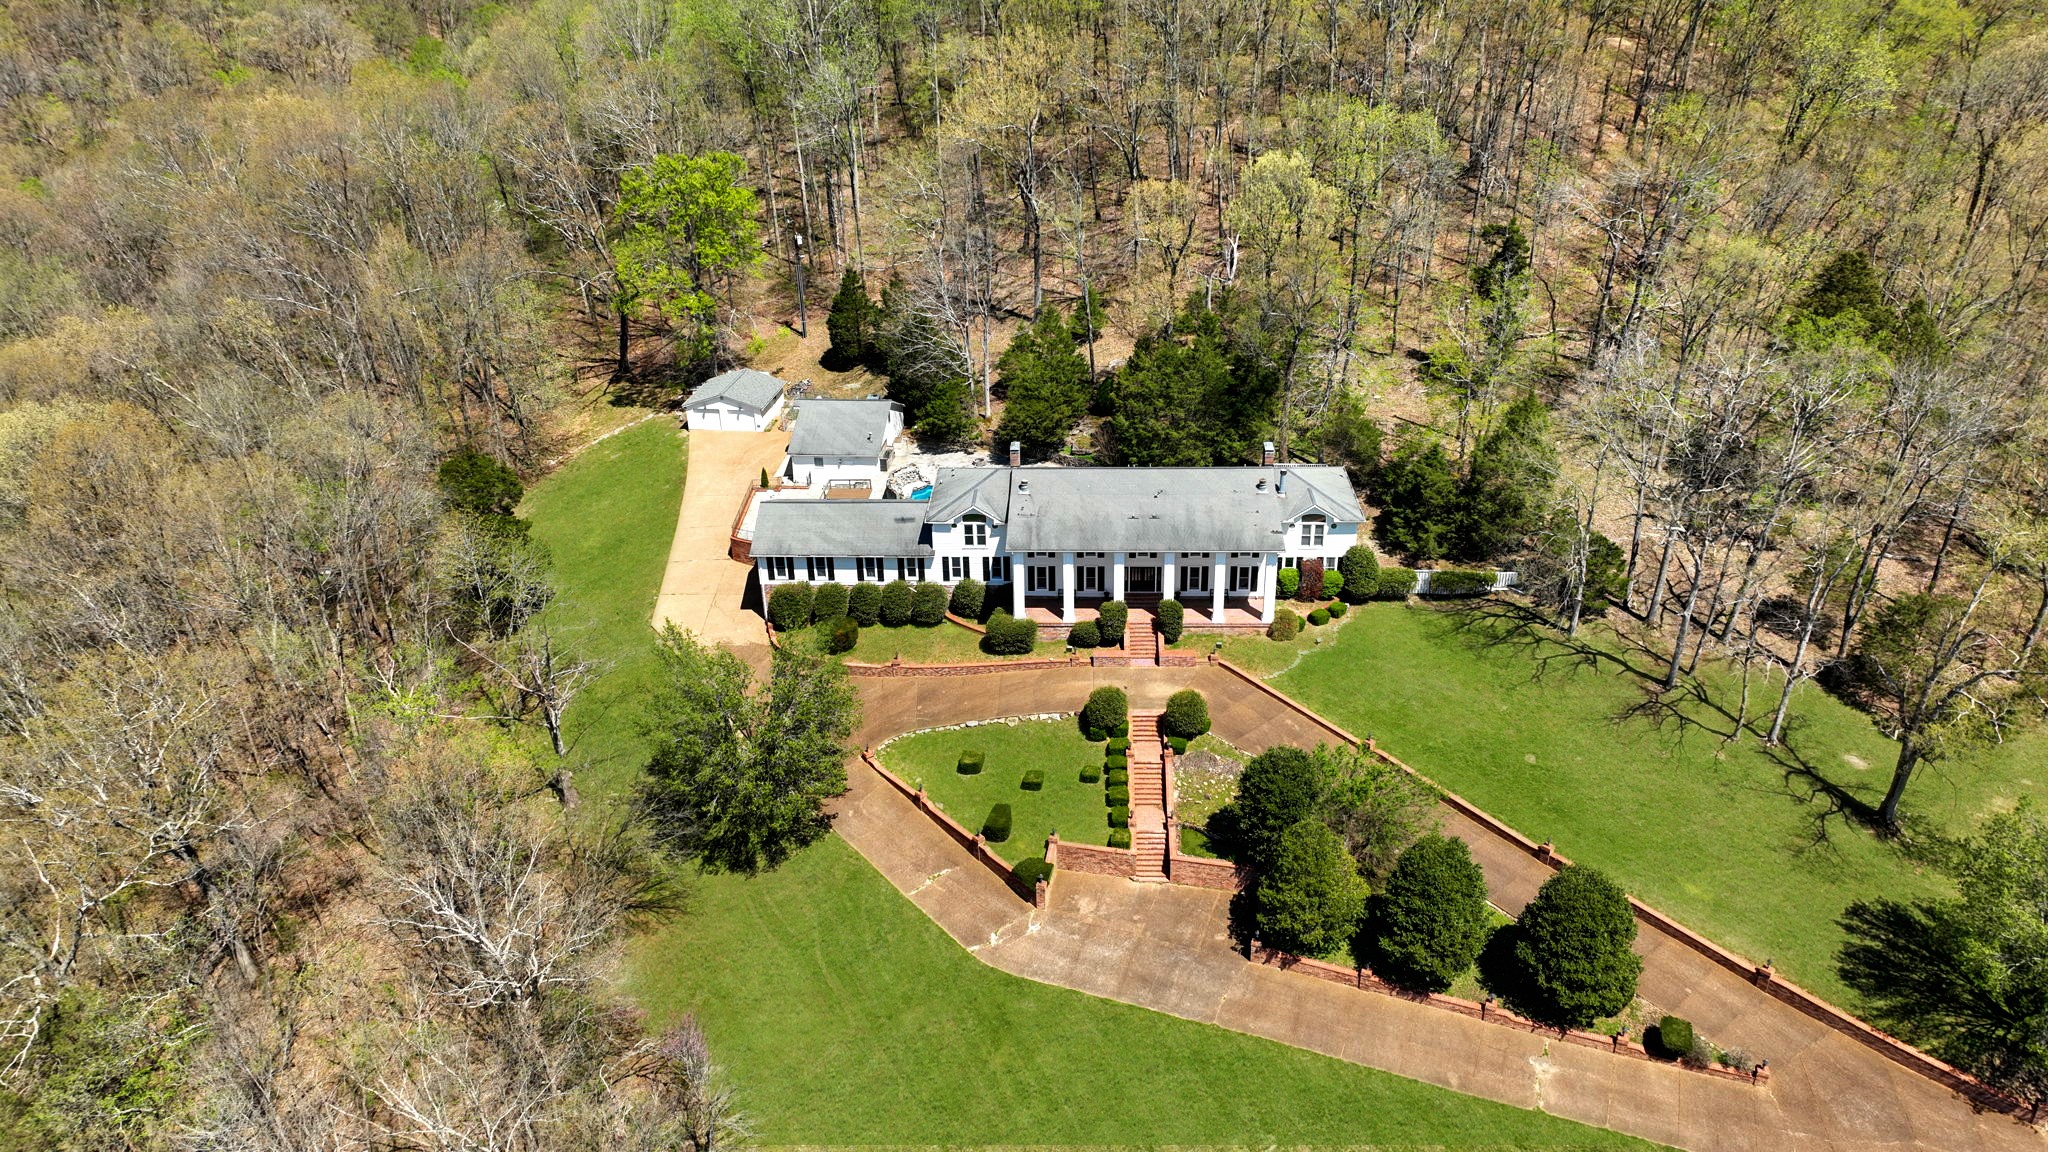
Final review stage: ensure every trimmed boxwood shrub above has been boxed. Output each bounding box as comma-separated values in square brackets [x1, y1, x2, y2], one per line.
[1104, 768, 1129, 786]
[1108, 805, 1130, 829]
[767, 582, 815, 632]
[1277, 567, 1301, 600]
[1097, 600, 1128, 646]
[1156, 598, 1184, 643]
[1067, 619, 1101, 648]
[847, 581, 884, 626]
[957, 751, 985, 775]
[824, 615, 860, 653]
[1106, 784, 1130, 806]
[1021, 769, 1045, 791]
[1307, 608, 1330, 626]
[1107, 828, 1131, 848]
[1106, 737, 1131, 753]
[1080, 686, 1127, 737]
[1105, 755, 1128, 771]
[1328, 600, 1348, 618]
[1424, 569, 1494, 597]
[1112, 719, 1129, 738]
[981, 611, 1038, 655]
[878, 579, 914, 626]
[1013, 857, 1053, 889]
[1079, 764, 1102, 784]
[1162, 689, 1210, 738]
[949, 576, 985, 619]
[1373, 566, 1417, 600]
[1656, 1016, 1695, 1060]
[1167, 735, 1188, 754]
[1268, 608, 1302, 641]
[982, 803, 1013, 842]
[910, 581, 949, 625]
[1322, 570, 1345, 599]
[811, 581, 850, 623]
[1339, 544, 1380, 603]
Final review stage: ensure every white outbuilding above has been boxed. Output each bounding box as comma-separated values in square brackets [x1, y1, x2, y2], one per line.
[682, 368, 788, 431]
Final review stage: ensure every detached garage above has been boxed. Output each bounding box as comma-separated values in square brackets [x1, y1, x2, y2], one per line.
[682, 368, 788, 432]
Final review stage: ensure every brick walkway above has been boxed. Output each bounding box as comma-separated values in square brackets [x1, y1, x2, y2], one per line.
[837, 667, 2042, 1152]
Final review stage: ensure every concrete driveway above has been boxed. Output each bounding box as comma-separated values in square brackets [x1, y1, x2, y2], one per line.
[652, 427, 787, 659]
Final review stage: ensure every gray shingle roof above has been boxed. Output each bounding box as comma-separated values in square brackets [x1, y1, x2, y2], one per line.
[683, 368, 786, 412]
[751, 499, 932, 558]
[788, 399, 901, 457]
[928, 465, 1366, 552]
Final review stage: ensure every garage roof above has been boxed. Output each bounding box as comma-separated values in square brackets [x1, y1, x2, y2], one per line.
[683, 368, 786, 413]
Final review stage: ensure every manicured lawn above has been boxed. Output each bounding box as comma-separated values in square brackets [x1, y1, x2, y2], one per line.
[882, 719, 1111, 862]
[1267, 601, 2047, 1003]
[1207, 606, 1358, 676]
[625, 834, 1663, 1148]
[844, 619, 1038, 664]
[525, 427, 1672, 1148]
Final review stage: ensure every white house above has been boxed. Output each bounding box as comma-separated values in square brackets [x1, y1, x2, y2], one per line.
[783, 399, 905, 496]
[683, 368, 787, 431]
[751, 442, 1366, 626]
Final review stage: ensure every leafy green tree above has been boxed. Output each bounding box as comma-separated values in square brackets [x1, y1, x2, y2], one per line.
[1373, 433, 1459, 562]
[878, 578, 913, 626]
[995, 307, 1091, 458]
[1366, 834, 1491, 993]
[1791, 250, 1888, 333]
[613, 152, 760, 376]
[1255, 820, 1367, 957]
[1489, 866, 1643, 1029]
[639, 627, 859, 873]
[1838, 799, 2048, 1109]
[1108, 305, 1275, 465]
[1226, 745, 1325, 872]
[437, 451, 522, 518]
[1311, 744, 1439, 882]
[1338, 544, 1380, 603]
[1455, 393, 1557, 561]
[825, 267, 880, 369]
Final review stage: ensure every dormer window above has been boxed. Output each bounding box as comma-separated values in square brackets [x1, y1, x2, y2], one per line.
[962, 514, 988, 547]
[1299, 515, 1326, 547]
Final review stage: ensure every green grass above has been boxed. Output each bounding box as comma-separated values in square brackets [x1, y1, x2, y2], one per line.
[1211, 608, 1357, 676]
[1267, 601, 2047, 1004]
[625, 835, 1662, 1148]
[843, 619, 1038, 663]
[883, 720, 1111, 861]
[524, 432, 1669, 1148]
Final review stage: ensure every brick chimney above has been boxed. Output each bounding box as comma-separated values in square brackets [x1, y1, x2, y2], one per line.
[1261, 441, 1276, 466]
[1008, 440, 1022, 467]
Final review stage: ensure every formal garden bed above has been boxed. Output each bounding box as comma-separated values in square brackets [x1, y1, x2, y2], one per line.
[880, 718, 1116, 863]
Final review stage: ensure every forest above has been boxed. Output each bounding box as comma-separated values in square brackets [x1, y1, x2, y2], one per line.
[2, 0, 2048, 1142]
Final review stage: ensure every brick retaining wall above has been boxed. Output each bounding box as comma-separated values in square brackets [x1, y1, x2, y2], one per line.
[1166, 851, 1239, 889]
[1249, 946, 1770, 1087]
[860, 749, 1046, 907]
[844, 655, 1087, 677]
[1047, 835, 1137, 878]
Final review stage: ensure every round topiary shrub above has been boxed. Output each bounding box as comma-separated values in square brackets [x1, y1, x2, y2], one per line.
[1106, 784, 1130, 807]
[1156, 598, 1185, 644]
[1108, 805, 1130, 829]
[949, 577, 986, 619]
[1322, 570, 1345, 599]
[1497, 865, 1644, 1030]
[1080, 686, 1127, 737]
[878, 579, 914, 626]
[1278, 568, 1301, 599]
[1162, 689, 1210, 739]
[1097, 601, 1128, 646]
[847, 581, 884, 627]
[811, 582, 850, 624]
[982, 803, 1013, 843]
[767, 582, 815, 632]
[824, 615, 860, 653]
[1268, 608, 1302, 641]
[957, 751, 985, 775]
[1655, 1016, 1695, 1061]
[1328, 600, 1348, 618]
[980, 612, 1038, 656]
[1068, 619, 1101, 648]
[910, 581, 949, 625]
[1365, 834, 1492, 994]
[1021, 769, 1045, 791]
[1307, 608, 1330, 626]
[1013, 857, 1053, 889]
[1339, 544, 1380, 603]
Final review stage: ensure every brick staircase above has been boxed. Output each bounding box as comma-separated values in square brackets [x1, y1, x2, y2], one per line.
[1123, 612, 1158, 665]
[1127, 709, 1169, 881]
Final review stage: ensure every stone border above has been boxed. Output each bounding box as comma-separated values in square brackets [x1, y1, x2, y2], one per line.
[1248, 946, 1769, 1087]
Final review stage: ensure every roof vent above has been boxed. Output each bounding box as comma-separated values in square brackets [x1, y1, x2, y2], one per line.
[1255, 478, 1268, 491]
[1017, 480, 1030, 494]
[1277, 468, 1288, 494]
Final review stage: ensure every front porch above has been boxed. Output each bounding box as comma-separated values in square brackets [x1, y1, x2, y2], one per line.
[1019, 596, 1269, 630]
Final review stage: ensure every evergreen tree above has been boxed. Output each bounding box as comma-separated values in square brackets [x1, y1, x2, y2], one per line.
[1225, 746, 1326, 872]
[1366, 834, 1491, 993]
[1107, 306, 1274, 465]
[1471, 220, 1532, 305]
[1255, 820, 1367, 957]
[1486, 866, 1643, 1029]
[1373, 433, 1459, 562]
[994, 307, 1090, 458]
[824, 267, 879, 369]
[1455, 393, 1557, 561]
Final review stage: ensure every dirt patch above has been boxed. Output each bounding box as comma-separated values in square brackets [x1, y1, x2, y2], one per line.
[1842, 753, 1870, 771]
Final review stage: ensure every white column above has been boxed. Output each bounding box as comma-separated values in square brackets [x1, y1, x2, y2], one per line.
[1258, 553, 1278, 623]
[1011, 558, 1025, 616]
[1163, 552, 1177, 600]
[1061, 551, 1076, 623]
[1212, 554, 1226, 619]
[1111, 552, 1126, 601]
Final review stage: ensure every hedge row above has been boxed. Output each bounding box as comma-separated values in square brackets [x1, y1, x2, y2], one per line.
[766, 579, 955, 631]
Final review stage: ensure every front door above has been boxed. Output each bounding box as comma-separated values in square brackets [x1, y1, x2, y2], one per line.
[1127, 566, 1162, 595]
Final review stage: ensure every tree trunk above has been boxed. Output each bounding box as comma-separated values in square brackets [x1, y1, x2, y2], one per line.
[615, 310, 630, 380]
[1663, 546, 1704, 689]
[1877, 742, 1918, 833]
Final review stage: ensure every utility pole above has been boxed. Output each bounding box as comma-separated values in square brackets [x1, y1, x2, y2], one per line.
[792, 229, 809, 338]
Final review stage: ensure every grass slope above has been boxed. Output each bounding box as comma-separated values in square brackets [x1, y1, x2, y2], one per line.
[525, 430, 1666, 1148]
[1270, 601, 2045, 1003]
[883, 719, 1113, 861]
